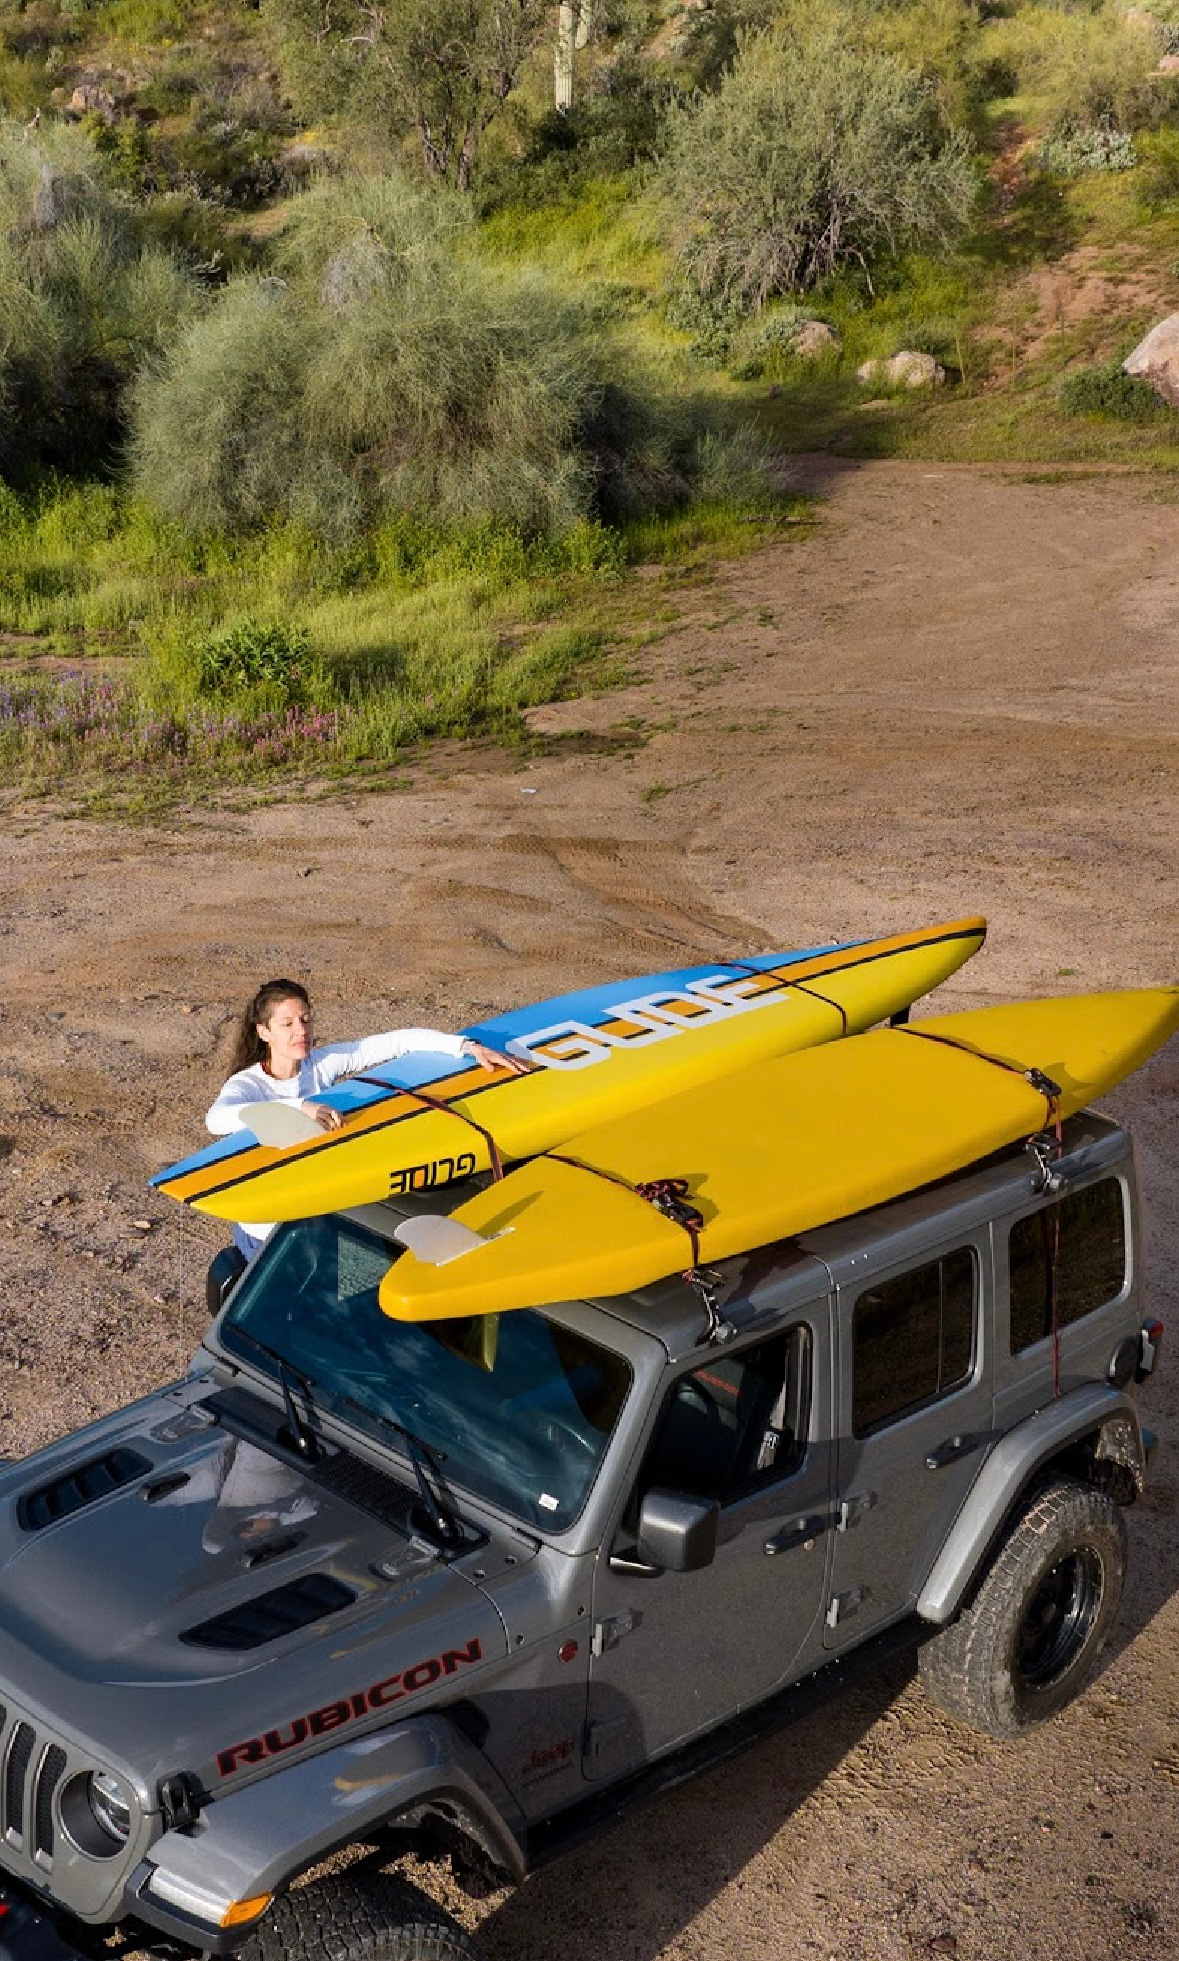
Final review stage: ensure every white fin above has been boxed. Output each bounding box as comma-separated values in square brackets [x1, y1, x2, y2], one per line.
[240, 1100, 324, 1147]
[393, 1216, 502, 1267]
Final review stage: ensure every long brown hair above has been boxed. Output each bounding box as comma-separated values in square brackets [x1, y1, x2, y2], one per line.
[228, 979, 310, 1075]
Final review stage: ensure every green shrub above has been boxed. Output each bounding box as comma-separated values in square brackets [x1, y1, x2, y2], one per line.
[987, 5, 1175, 134]
[1058, 359, 1170, 420]
[0, 117, 199, 478]
[1041, 118, 1138, 175]
[1136, 124, 1179, 207]
[131, 168, 710, 539]
[192, 619, 314, 700]
[657, 22, 978, 307]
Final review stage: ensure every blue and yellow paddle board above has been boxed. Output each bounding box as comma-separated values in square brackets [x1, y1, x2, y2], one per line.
[155, 917, 986, 1224]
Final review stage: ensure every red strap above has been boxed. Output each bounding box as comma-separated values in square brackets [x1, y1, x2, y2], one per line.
[548, 1156, 705, 1273]
[387, 1081, 506, 1182]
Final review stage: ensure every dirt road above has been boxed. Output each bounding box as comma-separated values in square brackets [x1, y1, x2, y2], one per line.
[2, 459, 1178, 1959]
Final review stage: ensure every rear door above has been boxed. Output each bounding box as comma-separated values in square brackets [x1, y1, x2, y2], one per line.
[822, 1230, 995, 1648]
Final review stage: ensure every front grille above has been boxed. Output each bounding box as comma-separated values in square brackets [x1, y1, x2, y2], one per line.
[33, 1747, 66, 1858]
[4, 1725, 35, 1843]
[0, 1708, 72, 1870]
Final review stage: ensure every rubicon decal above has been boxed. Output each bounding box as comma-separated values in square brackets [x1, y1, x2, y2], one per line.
[216, 1638, 483, 1777]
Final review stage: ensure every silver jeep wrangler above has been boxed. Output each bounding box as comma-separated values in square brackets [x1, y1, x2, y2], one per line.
[0, 1110, 1161, 1961]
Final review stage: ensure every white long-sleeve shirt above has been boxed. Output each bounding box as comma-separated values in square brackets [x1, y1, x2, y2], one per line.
[206, 1027, 468, 1258]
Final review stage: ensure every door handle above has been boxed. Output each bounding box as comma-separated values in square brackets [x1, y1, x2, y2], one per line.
[764, 1514, 827, 1556]
[925, 1433, 980, 1471]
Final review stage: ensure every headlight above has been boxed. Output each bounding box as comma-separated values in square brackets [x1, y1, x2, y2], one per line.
[88, 1771, 132, 1846]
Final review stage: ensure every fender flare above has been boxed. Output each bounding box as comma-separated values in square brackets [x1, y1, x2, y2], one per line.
[917, 1381, 1144, 1626]
[125, 1715, 526, 1952]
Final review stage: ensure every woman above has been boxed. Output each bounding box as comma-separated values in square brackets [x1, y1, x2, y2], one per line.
[207, 978, 524, 1258]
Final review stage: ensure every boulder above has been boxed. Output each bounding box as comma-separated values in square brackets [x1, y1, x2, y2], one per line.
[68, 83, 117, 121]
[791, 319, 841, 359]
[1158, 52, 1179, 71]
[1124, 313, 1179, 407]
[856, 350, 945, 389]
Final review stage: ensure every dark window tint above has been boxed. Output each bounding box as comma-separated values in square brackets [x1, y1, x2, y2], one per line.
[853, 1247, 976, 1438]
[641, 1327, 812, 1507]
[1009, 1179, 1127, 1356]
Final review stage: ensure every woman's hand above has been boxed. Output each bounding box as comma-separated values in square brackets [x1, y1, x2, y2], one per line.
[461, 1040, 530, 1076]
[303, 1101, 344, 1131]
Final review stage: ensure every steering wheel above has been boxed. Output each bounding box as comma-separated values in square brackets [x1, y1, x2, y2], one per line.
[536, 1413, 600, 1460]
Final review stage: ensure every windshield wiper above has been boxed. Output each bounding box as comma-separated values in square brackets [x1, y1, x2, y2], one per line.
[339, 1396, 460, 1546]
[224, 1325, 320, 1463]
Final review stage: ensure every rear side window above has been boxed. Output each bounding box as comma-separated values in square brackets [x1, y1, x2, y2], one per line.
[1009, 1178, 1127, 1355]
[853, 1247, 976, 1437]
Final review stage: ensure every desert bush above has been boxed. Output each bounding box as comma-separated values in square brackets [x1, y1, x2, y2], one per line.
[1136, 124, 1179, 206]
[263, 0, 549, 189]
[131, 169, 692, 539]
[987, 5, 1174, 134]
[1058, 359, 1170, 420]
[657, 23, 978, 307]
[1040, 118, 1138, 175]
[0, 117, 198, 477]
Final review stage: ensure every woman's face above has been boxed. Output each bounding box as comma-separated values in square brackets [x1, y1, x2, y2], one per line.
[258, 995, 313, 1075]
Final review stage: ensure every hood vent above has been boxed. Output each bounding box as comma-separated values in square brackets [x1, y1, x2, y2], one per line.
[17, 1448, 153, 1532]
[179, 1572, 356, 1652]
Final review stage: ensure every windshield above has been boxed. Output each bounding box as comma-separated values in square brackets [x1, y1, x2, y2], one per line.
[217, 1214, 632, 1532]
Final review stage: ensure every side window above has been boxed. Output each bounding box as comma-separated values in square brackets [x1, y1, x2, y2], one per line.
[853, 1247, 976, 1438]
[1009, 1178, 1127, 1355]
[639, 1326, 812, 1508]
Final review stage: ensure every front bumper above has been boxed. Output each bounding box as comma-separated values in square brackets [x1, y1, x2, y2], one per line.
[0, 1880, 88, 1961]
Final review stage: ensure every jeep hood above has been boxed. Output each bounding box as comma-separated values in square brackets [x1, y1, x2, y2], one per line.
[0, 1398, 517, 1793]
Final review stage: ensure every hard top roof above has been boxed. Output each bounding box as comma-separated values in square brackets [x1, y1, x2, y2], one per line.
[339, 1111, 1130, 1363]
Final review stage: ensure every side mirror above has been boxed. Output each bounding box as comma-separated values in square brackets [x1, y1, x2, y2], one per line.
[205, 1245, 248, 1317]
[635, 1488, 720, 1574]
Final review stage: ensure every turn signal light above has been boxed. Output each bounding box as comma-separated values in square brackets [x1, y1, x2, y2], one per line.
[222, 1895, 274, 1929]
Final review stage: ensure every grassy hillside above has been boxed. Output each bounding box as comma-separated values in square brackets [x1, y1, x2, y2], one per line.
[1, 0, 1177, 805]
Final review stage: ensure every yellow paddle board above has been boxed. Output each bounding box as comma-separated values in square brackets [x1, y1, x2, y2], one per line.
[160, 917, 985, 1227]
[378, 989, 1179, 1321]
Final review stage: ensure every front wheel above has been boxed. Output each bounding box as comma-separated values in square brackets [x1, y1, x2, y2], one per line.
[918, 1477, 1126, 1740]
[240, 1870, 486, 1961]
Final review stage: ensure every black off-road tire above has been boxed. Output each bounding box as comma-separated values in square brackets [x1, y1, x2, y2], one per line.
[240, 1870, 486, 1961]
[918, 1477, 1126, 1740]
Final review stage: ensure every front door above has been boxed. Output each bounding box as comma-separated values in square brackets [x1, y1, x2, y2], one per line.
[584, 1307, 833, 1780]
[823, 1233, 995, 1648]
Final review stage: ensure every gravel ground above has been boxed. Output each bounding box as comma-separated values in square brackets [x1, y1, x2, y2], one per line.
[1, 458, 1177, 1960]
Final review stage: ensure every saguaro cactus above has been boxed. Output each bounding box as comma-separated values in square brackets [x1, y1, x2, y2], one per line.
[555, 1, 595, 111]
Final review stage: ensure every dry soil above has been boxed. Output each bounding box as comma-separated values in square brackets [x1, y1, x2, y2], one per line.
[2, 458, 1178, 1961]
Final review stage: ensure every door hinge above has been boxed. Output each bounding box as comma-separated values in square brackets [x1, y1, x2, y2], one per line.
[837, 1490, 877, 1532]
[826, 1586, 870, 1629]
[583, 1714, 630, 1764]
[591, 1609, 638, 1656]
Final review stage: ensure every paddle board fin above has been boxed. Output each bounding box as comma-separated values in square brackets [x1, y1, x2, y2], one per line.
[238, 1101, 325, 1148]
[393, 1216, 505, 1267]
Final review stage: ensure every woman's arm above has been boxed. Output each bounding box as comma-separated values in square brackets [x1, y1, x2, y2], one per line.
[206, 1073, 265, 1135]
[312, 1028, 526, 1084]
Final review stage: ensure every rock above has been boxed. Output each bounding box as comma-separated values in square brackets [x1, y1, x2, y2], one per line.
[791, 319, 841, 359]
[68, 83, 117, 121]
[1124, 312, 1179, 407]
[1159, 52, 1179, 72]
[856, 351, 946, 389]
[887, 350, 946, 388]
